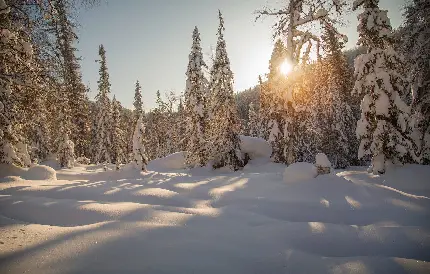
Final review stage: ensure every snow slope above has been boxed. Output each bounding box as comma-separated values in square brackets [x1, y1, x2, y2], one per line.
[0, 162, 429, 273]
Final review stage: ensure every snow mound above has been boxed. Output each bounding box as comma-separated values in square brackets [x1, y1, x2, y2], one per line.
[284, 162, 317, 183]
[148, 152, 186, 171]
[0, 163, 26, 178]
[240, 135, 272, 159]
[23, 165, 57, 181]
[315, 153, 331, 167]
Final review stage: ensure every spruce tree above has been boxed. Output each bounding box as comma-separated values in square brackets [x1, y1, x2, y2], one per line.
[208, 11, 244, 171]
[111, 96, 124, 170]
[184, 26, 209, 168]
[133, 80, 143, 123]
[133, 115, 148, 171]
[353, 0, 411, 174]
[266, 40, 288, 163]
[93, 44, 112, 164]
[315, 22, 356, 168]
[0, 0, 33, 166]
[53, 0, 90, 158]
[247, 102, 259, 137]
[400, 0, 430, 164]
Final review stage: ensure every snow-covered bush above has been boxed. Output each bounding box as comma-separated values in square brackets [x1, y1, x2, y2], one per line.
[148, 152, 186, 171]
[315, 153, 331, 174]
[58, 134, 75, 169]
[23, 165, 56, 181]
[283, 162, 317, 184]
[133, 116, 148, 171]
[316, 153, 331, 168]
[240, 135, 272, 159]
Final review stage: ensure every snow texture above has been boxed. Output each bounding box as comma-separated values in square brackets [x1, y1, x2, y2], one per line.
[0, 162, 429, 273]
[239, 135, 272, 159]
[283, 162, 318, 183]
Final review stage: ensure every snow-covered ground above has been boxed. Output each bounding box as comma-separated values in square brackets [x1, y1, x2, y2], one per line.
[1, 160, 430, 273]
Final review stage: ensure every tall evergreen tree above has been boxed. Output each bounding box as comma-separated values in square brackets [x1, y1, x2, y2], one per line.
[353, 0, 411, 174]
[93, 44, 112, 164]
[184, 26, 209, 167]
[208, 11, 244, 171]
[266, 40, 288, 163]
[400, 0, 430, 164]
[0, 0, 33, 166]
[315, 22, 356, 168]
[133, 80, 143, 123]
[52, 0, 90, 158]
[247, 102, 259, 137]
[111, 96, 124, 169]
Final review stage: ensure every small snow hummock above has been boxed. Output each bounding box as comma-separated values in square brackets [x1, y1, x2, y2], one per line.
[283, 162, 317, 183]
[148, 152, 186, 171]
[23, 165, 57, 181]
[239, 135, 272, 159]
[315, 153, 331, 168]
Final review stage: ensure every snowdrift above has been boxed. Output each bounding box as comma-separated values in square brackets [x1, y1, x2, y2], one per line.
[0, 163, 26, 178]
[239, 135, 272, 159]
[283, 162, 317, 183]
[0, 164, 56, 181]
[148, 151, 186, 171]
[23, 165, 57, 181]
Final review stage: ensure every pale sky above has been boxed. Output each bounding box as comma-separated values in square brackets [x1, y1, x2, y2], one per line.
[75, 0, 406, 110]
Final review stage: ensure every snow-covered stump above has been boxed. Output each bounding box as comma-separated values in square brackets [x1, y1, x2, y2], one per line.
[315, 153, 331, 175]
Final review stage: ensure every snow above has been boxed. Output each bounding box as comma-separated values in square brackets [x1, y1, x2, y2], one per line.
[315, 153, 331, 168]
[148, 151, 186, 171]
[239, 135, 272, 159]
[23, 165, 57, 181]
[0, 162, 429, 273]
[283, 162, 318, 183]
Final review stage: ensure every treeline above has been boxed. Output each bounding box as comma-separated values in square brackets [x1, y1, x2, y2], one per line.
[1, 0, 429, 174]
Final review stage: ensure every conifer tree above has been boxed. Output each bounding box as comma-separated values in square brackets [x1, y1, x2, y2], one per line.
[266, 40, 288, 163]
[353, 0, 411, 174]
[247, 102, 259, 137]
[93, 44, 112, 164]
[208, 11, 244, 170]
[111, 96, 125, 170]
[184, 26, 209, 167]
[133, 80, 143, 123]
[400, 0, 430, 164]
[315, 22, 356, 168]
[257, 75, 270, 140]
[133, 116, 148, 171]
[0, 0, 33, 166]
[52, 0, 90, 158]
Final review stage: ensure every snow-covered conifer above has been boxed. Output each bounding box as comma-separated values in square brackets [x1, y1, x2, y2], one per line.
[400, 0, 430, 164]
[0, 0, 32, 166]
[315, 22, 356, 168]
[353, 0, 412, 174]
[53, 0, 90, 157]
[208, 11, 244, 170]
[184, 27, 209, 168]
[247, 102, 259, 137]
[112, 96, 125, 170]
[93, 45, 112, 164]
[133, 116, 148, 171]
[133, 80, 143, 123]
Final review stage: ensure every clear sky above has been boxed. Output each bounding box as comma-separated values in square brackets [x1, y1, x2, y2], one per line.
[75, 0, 406, 110]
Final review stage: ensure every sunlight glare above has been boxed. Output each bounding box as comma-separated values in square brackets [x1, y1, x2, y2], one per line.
[280, 60, 293, 76]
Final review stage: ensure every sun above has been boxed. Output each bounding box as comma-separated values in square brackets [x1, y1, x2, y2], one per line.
[279, 60, 293, 76]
